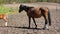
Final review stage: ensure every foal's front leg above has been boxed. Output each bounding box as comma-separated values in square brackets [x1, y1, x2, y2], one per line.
[3, 17, 8, 26]
[28, 17, 31, 28]
[32, 18, 37, 28]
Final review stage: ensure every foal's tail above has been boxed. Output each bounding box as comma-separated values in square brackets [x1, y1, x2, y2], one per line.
[48, 10, 51, 26]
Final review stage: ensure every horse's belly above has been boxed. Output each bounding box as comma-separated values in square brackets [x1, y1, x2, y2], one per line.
[28, 10, 42, 18]
[32, 15, 41, 18]
[29, 14, 42, 18]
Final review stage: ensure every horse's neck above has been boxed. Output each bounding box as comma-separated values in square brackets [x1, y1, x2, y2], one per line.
[24, 7, 34, 12]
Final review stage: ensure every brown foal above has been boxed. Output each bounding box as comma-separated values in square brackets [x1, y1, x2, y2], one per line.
[19, 5, 51, 29]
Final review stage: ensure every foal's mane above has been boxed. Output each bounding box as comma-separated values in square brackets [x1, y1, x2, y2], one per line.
[20, 4, 34, 10]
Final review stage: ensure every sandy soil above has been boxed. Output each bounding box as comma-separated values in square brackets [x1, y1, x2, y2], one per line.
[0, 2, 60, 34]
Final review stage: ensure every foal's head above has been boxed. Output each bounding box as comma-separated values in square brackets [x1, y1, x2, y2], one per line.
[19, 4, 25, 13]
[19, 4, 34, 13]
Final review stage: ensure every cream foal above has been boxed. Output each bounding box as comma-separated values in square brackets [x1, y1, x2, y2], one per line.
[0, 14, 8, 26]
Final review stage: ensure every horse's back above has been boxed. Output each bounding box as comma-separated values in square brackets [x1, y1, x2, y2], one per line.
[40, 7, 49, 12]
[28, 8, 42, 18]
[28, 7, 49, 18]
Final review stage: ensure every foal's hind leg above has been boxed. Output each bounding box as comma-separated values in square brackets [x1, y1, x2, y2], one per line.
[43, 14, 48, 29]
[32, 18, 37, 28]
[3, 17, 8, 26]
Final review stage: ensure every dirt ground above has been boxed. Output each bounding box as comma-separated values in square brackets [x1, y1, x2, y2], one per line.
[0, 2, 60, 34]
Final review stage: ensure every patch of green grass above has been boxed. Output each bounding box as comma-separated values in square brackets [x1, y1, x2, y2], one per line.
[9, 7, 18, 14]
[0, 5, 10, 14]
[0, 5, 18, 14]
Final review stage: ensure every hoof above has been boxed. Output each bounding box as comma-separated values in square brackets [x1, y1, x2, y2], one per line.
[5, 22, 7, 26]
[42, 27, 49, 30]
[43, 25, 49, 30]
[42, 28, 46, 30]
[35, 25, 37, 29]
[35, 27, 37, 29]
[28, 26, 30, 29]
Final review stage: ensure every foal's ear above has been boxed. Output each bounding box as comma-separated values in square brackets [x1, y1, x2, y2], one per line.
[20, 4, 23, 5]
[39, 8, 41, 10]
[39, 7, 43, 10]
[20, 4, 23, 6]
[19, 4, 24, 8]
